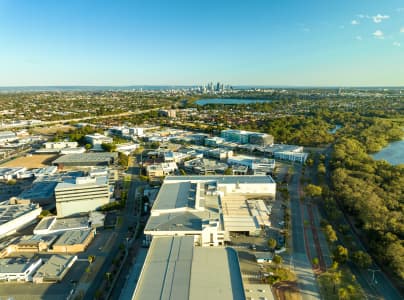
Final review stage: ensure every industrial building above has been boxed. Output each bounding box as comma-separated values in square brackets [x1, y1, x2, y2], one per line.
[0, 235, 58, 257]
[34, 216, 90, 235]
[0, 167, 27, 181]
[52, 229, 95, 253]
[0, 203, 42, 239]
[146, 162, 178, 179]
[274, 151, 308, 163]
[227, 155, 275, 175]
[0, 131, 17, 144]
[0, 257, 43, 282]
[85, 133, 113, 151]
[184, 158, 228, 175]
[221, 129, 274, 146]
[132, 236, 245, 300]
[144, 175, 276, 246]
[33, 255, 77, 283]
[52, 152, 117, 169]
[55, 176, 111, 217]
[18, 181, 58, 206]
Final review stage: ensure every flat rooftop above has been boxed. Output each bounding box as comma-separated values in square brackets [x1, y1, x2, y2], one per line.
[0, 257, 38, 274]
[0, 204, 40, 226]
[34, 216, 89, 234]
[164, 175, 275, 184]
[52, 153, 117, 164]
[133, 236, 245, 300]
[53, 229, 92, 246]
[33, 255, 76, 278]
[152, 181, 195, 211]
[18, 181, 57, 200]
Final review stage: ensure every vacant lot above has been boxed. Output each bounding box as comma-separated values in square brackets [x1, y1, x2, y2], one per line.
[32, 124, 75, 135]
[0, 154, 58, 168]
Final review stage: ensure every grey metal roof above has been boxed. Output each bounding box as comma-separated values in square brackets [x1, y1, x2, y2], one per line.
[33, 255, 75, 278]
[18, 181, 57, 200]
[52, 153, 117, 164]
[152, 182, 195, 210]
[133, 236, 193, 300]
[0, 257, 37, 274]
[133, 236, 245, 300]
[53, 229, 92, 246]
[145, 211, 207, 232]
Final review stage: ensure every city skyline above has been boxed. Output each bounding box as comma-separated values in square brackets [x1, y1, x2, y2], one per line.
[1, 0, 404, 86]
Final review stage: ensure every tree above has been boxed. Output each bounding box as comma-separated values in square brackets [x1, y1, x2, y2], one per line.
[85, 143, 92, 150]
[324, 225, 338, 243]
[224, 167, 233, 175]
[268, 238, 277, 250]
[304, 184, 322, 198]
[351, 250, 372, 269]
[330, 270, 342, 294]
[333, 245, 349, 264]
[118, 152, 129, 168]
[88, 255, 96, 264]
[101, 143, 116, 152]
[312, 257, 319, 268]
[338, 287, 349, 300]
[272, 255, 283, 269]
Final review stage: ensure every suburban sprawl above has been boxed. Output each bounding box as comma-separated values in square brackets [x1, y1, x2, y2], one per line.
[0, 86, 403, 300]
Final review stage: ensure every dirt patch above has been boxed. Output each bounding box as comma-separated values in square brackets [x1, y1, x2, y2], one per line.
[32, 124, 75, 135]
[273, 281, 301, 300]
[0, 154, 58, 168]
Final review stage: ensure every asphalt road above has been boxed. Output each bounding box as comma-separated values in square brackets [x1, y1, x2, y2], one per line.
[4, 108, 161, 130]
[288, 164, 321, 300]
[82, 163, 141, 300]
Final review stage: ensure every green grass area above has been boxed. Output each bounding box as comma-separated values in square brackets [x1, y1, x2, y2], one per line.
[318, 267, 365, 300]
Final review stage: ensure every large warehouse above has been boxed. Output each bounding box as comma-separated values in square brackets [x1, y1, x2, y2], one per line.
[52, 153, 117, 169]
[132, 236, 245, 300]
[0, 204, 42, 239]
[144, 175, 275, 246]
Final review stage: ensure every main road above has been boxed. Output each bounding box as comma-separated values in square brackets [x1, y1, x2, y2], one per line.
[288, 164, 321, 300]
[4, 108, 162, 129]
[82, 160, 143, 300]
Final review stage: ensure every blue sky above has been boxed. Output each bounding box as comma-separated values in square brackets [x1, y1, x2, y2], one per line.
[0, 0, 403, 86]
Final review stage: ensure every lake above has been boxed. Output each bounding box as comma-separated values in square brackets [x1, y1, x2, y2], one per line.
[328, 124, 342, 134]
[372, 140, 404, 165]
[195, 98, 271, 105]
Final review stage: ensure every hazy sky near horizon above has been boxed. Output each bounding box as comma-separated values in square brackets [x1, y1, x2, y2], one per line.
[0, 0, 403, 86]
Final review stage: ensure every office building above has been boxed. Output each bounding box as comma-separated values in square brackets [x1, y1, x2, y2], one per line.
[55, 176, 110, 217]
[221, 130, 274, 146]
[85, 133, 113, 151]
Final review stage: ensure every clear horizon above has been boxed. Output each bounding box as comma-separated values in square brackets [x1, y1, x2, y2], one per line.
[1, 0, 404, 86]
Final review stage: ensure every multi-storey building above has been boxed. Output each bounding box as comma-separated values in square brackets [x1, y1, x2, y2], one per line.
[55, 176, 110, 217]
